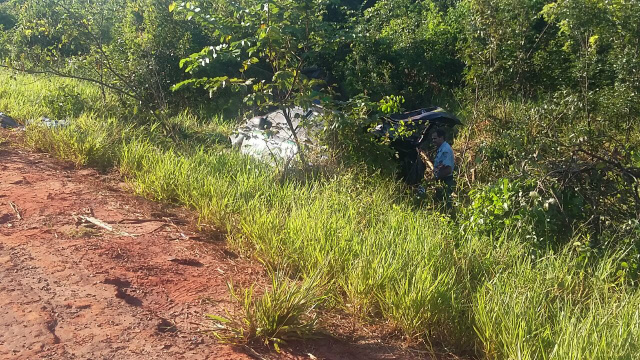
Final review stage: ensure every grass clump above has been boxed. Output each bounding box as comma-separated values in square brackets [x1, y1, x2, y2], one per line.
[24, 114, 132, 172]
[209, 272, 326, 351]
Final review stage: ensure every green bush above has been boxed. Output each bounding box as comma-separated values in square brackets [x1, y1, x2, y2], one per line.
[41, 83, 88, 119]
[461, 178, 570, 245]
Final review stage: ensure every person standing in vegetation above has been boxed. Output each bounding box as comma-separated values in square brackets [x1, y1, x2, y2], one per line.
[431, 129, 455, 210]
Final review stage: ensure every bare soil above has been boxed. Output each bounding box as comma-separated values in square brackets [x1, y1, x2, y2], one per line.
[0, 133, 444, 360]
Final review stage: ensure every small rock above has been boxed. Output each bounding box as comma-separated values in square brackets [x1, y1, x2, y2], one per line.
[0, 113, 20, 128]
[156, 318, 177, 333]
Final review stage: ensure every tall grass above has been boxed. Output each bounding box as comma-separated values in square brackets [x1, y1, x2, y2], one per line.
[0, 70, 111, 121]
[118, 140, 472, 344]
[24, 114, 131, 171]
[474, 250, 640, 359]
[4, 69, 640, 358]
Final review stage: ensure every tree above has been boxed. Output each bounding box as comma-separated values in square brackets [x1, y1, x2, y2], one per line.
[2, 0, 201, 120]
[335, 0, 463, 108]
[460, 0, 561, 99]
[171, 0, 337, 163]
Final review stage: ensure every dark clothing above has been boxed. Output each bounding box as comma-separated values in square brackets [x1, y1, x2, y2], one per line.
[437, 175, 455, 211]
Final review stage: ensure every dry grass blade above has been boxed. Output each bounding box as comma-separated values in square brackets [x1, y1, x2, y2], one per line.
[9, 202, 22, 220]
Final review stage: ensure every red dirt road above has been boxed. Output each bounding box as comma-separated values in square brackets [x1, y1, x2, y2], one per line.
[0, 141, 260, 359]
[0, 136, 437, 360]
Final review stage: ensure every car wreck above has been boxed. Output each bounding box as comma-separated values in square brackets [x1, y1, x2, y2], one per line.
[230, 106, 461, 183]
[372, 107, 461, 184]
[230, 106, 323, 164]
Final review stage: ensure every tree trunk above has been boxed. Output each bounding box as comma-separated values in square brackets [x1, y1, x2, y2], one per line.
[282, 107, 307, 166]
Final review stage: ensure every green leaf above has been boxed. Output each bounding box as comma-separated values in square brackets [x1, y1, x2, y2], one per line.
[273, 70, 295, 90]
[171, 78, 201, 91]
[206, 314, 231, 323]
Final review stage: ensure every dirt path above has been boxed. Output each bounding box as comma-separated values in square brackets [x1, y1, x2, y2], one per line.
[0, 136, 442, 360]
[0, 142, 258, 359]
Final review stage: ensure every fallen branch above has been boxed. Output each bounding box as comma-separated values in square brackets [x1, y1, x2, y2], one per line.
[241, 345, 271, 360]
[575, 148, 640, 178]
[574, 147, 640, 212]
[77, 215, 138, 237]
[117, 218, 164, 224]
[79, 215, 113, 232]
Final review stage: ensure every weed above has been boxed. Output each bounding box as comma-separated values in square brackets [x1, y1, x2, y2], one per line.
[208, 272, 326, 351]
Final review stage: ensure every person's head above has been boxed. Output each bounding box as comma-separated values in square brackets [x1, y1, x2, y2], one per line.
[431, 129, 446, 147]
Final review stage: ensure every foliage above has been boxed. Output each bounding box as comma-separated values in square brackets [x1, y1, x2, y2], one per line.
[2, 0, 204, 117]
[315, 94, 396, 171]
[171, 0, 339, 162]
[0, 69, 113, 120]
[463, 179, 552, 239]
[335, 0, 463, 108]
[460, 0, 558, 97]
[41, 83, 88, 119]
[378, 95, 405, 115]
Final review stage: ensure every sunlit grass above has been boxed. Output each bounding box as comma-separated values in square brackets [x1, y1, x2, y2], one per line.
[209, 271, 327, 351]
[0, 70, 112, 122]
[474, 249, 640, 359]
[25, 114, 131, 171]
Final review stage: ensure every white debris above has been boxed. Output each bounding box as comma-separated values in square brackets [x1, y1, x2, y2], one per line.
[230, 106, 323, 164]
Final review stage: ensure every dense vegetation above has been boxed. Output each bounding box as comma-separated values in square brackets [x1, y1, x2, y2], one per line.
[1, 0, 639, 358]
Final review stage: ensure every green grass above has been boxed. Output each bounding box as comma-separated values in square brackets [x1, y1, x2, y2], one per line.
[0, 70, 113, 122]
[24, 114, 130, 171]
[474, 249, 640, 359]
[4, 69, 640, 358]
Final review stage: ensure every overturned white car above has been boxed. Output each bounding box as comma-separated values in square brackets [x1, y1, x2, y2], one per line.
[229, 106, 324, 163]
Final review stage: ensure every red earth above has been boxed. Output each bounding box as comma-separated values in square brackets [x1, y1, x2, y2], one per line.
[0, 132, 455, 360]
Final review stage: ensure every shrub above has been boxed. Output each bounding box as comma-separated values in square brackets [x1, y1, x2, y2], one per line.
[461, 178, 572, 246]
[41, 83, 87, 119]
